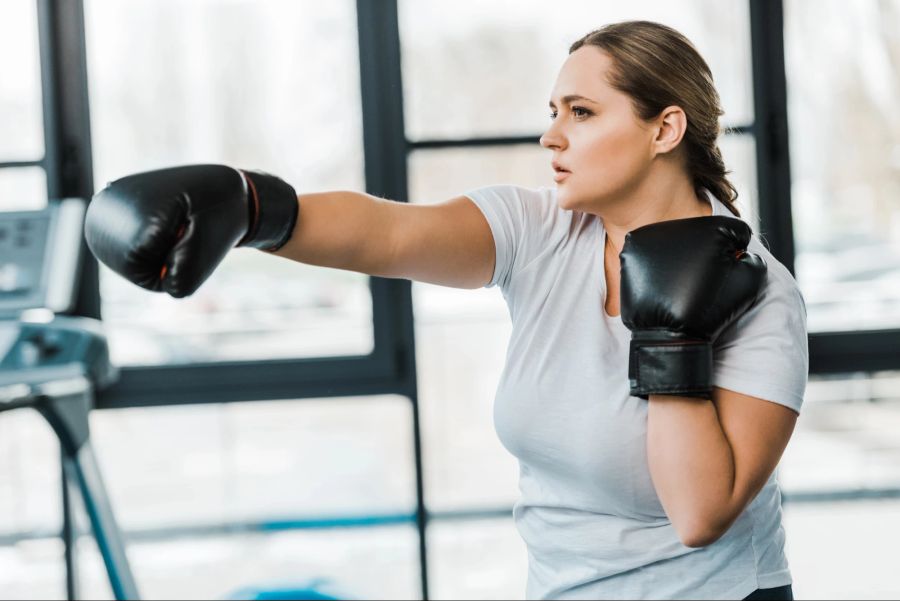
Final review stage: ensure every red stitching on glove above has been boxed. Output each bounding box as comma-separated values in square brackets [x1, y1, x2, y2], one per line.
[160, 223, 187, 281]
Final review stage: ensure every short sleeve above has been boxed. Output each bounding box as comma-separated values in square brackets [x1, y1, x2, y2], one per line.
[464, 185, 524, 289]
[464, 185, 564, 291]
[712, 253, 809, 414]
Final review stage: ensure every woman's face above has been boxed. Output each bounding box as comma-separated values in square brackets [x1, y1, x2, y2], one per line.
[540, 46, 658, 213]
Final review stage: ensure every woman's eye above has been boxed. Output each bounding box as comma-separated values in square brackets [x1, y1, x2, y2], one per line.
[549, 107, 591, 120]
[572, 106, 591, 118]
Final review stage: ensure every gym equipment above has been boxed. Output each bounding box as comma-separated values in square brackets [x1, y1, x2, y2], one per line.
[0, 199, 139, 600]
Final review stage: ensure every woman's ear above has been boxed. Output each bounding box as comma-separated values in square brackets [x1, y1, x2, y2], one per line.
[652, 105, 688, 157]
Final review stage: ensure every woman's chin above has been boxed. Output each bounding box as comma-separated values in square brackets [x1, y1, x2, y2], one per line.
[556, 186, 612, 213]
[555, 187, 581, 211]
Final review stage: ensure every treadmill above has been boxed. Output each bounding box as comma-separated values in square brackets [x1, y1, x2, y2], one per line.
[0, 199, 139, 600]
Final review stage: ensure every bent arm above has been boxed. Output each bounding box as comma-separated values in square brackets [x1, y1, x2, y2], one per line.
[647, 388, 797, 548]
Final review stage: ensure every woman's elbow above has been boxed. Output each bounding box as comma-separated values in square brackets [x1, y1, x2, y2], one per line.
[675, 518, 726, 549]
[680, 529, 723, 549]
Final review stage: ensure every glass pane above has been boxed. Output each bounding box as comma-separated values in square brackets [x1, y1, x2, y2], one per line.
[719, 133, 759, 233]
[0, 395, 422, 599]
[135, 527, 421, 600]
[400, 0, 752, 140]
[0, 411, 61, 536]
[409, 144, 550, 203]
[87, 396, 416, 529]
[99, 259, 373, 366]
[781, 371, 900, 494]
[0, 0, 44, 161]
[785, 0, 900, 333]
[778, 372, 900, 598]
[0, 395, 419, 535]
[414, 284, 519, 511]
[0, 167, 47, 211]
[783, 499, 900, 600]
[84, 0, 372, 366]
[3, 526, 421, 600]
[429, 519, 527, 600]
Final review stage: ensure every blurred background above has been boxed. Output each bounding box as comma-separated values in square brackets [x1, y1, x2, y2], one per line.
[1, 0, 900, 599]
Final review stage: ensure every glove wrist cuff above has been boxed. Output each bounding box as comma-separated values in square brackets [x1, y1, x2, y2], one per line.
[237, 169, 299, 251]
[628, 334, 713, 400]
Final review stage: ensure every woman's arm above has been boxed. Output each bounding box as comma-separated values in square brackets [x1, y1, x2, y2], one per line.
[271, 191, 496, 289]
[646, 388, 798, 548]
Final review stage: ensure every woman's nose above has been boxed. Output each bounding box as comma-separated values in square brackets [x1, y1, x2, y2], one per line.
[540, 123, 565, 150]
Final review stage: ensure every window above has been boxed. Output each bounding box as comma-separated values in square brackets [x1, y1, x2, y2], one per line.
[0, 167, 47, 212]
[0, 0, 43, 163]
[84, 0, 373, 366]
[0, 395, 421, 599]
[786, 0, 900, 333]
[0, 0, 45, 212]
[399, 0, 753, 140]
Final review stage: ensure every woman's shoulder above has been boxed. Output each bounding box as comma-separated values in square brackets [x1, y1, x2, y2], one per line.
[712, 210, 809, 410]
[465, 183, 581, 235]
[747, 235, 806, 313]
[465, 183, 557, 207]
[711, 198, 805, 315]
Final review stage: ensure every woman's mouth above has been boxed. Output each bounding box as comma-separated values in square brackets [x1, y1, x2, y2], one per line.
[553, 168, 571, 183]
[552, 161, 571, 183]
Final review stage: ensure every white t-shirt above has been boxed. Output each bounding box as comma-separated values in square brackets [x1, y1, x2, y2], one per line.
[464, 184, 809, 600]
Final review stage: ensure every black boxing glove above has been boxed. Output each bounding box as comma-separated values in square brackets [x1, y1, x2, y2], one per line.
[84, 164, 298, 298]
[619, 216, 767, 400]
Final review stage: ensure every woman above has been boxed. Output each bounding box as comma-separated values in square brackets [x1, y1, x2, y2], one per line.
[462, 22, 806, 601]
[85, 20, 807, 601]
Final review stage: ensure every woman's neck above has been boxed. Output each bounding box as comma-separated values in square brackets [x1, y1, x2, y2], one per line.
[599, 171, 711, 253]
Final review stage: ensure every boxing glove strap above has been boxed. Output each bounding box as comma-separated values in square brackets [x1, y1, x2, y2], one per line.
[628, 335, 713, 400]
[238, 169, 299, 251]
